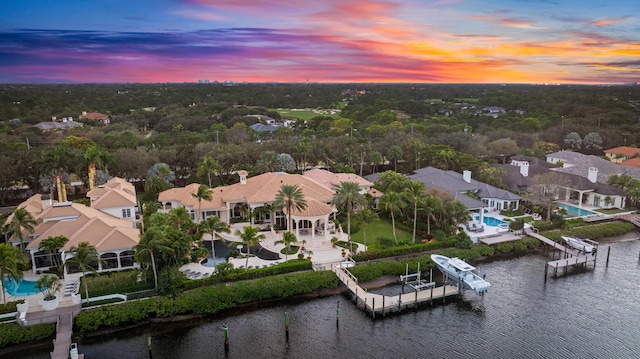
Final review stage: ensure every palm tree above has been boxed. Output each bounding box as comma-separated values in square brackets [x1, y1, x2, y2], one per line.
[0, 243, 27, 304]
[257, 150, 277, 173]
[3, 207, 36, 253]
[420, 194, 441, 235]
[191, 184, 212, 223]
[39, 235, 69, 268]
[197, 216, 230, 270]
[273, 184, 307, 234]
[331, 182, 366, 252]
[403, 181, 427, 243]
[387, 145, 403, 172]
[358, 208, 378, 248]
[235, 225, 266, 270]
[65, 242, 104, 301]
[134, 228, 173, 289]
[379, 191, 404, 245]
[196, 155, 219, 187]
[274, 231, 297, 262]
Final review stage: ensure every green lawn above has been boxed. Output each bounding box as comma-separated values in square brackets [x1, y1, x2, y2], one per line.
[349, 218, 413, 247]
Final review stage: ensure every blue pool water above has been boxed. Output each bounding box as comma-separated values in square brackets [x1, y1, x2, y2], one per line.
[2, 278, 39, 297]
[558, 203, 597, 216]
[475, 216, 507, 227]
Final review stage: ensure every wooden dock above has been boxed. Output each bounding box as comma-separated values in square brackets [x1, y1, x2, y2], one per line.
[332, 264, 460, 318]
[524, 228, 598, 279]
[18, 302, 83, 359]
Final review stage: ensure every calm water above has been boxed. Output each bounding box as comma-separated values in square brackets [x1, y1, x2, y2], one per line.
[11, 239, 640, 359]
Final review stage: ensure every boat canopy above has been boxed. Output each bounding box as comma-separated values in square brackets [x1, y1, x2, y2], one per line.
[448, 257, 476, 271]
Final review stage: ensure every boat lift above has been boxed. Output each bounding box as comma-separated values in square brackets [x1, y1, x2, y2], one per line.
[400, 263, 435, 291]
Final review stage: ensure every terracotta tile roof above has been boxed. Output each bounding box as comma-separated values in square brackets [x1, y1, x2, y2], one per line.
[220, 172, 334, 204]
[79, 112, 110, 121]
[158, 183, 227, 210]
[26, 208, 139, 252]
[603, 146, 640, 156]
[285, 198, 334, 217]
[303, 168, 373, 189]
[621, 158, 640, 168]
[91, 188, 136, 209]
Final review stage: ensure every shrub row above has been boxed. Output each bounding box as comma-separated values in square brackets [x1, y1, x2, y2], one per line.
[0, 300, 24, 315]
[541, 221, 635, 242]
[0, 323, 55, 349]
[75, 270, 337, 333]
[352, 238, 457, 261]
[349, 238, 541, 282]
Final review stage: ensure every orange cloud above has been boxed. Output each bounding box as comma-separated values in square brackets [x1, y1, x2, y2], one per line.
[591, 17, 629, 26]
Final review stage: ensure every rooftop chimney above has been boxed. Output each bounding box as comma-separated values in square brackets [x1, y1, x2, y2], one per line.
[588, 167, 598, 183]
[463, 170, 472, 183]
[238, 170, 248, 185]
[520, 162, 529, 177]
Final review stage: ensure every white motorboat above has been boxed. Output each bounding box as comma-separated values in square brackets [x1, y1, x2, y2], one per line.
[561, 235, 597, 254]
[431, 254, 490, 295]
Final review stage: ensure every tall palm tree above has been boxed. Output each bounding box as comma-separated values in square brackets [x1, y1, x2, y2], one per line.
[387, 145, 403, 172]
[134, 228, 173, 289]
[196, 155, 219, 188]
[65, 242, 104, 301]
[191, 184, 212, 223]
[420, 194, 442, 235]
[257, 150, 277, 173]
[235, 225, 266, 270]
[274, 231, 297, 262]
[403, 180, 427, 243]
[273, 184, 307, 234]
[379, 191, 404, 245]
[197, 216, 230, 270]
[358, 208, 378, 248]
[39, 235, 69, 268]
[3, 207, 36, 253]
[0, 243, 27, 304]
[331, 182, 366, 252]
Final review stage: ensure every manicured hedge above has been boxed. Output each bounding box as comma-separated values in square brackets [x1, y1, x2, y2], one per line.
[0, 323, 55, 349]
[349, 244, 496, 282]
[75, 270, 338, 333]
[352, 238, 457, 261]
[0, 300, 24, 315]
[540, 221, 634, 243]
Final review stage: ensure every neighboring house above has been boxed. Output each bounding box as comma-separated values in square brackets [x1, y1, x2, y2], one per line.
[480, 106, 506, 118]
[303, 168, 383, 208]
[158, 170, 375, 243]
[408, 167, 522, 224]
[546, 150, 640, 183]
[502, 154, 627, 209]
[619, 158, 640, 168]
[34, 117, 83, 131]
[79, 111, 111, 125]
[5, 185, 140, 275]
[603, 146, 640, 164]
[86, 177, 138, 221]
[493, 154, 556, 192]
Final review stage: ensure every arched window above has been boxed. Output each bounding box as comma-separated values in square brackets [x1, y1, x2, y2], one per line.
[100, 252, 118, 270]
[120, 250, 135, 268]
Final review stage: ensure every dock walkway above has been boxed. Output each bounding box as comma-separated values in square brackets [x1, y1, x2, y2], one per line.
[524, 228, 598, 278]
[18, 302, 82, 359]
[332, 264, 459, 317]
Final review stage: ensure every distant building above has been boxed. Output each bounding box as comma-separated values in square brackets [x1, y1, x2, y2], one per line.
[603, 146, 640, 164]
[34, 117, 83, 131]
[79, 111, 110, 125]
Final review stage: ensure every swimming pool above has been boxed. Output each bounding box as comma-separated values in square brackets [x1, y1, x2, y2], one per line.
[558, 203, 597, 217]
[2, 278, 40, 297]
[475, 216, 507, 227]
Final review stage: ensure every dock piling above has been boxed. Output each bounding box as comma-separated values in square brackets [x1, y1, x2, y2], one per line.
[285, 312, 289, 342]
[222, 323, 229, 355]
[336, 301, 339, 327]
[147, 336, 152, 359]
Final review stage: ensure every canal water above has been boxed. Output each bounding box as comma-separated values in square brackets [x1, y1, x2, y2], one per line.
[12, 239, 640, 358]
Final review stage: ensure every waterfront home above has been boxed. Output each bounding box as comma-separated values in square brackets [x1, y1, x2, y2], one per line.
[603, 146, 640, 166]
[498, 154, 627, 210]
[408, 167, 521, 225]
[4, 177, 140, 274]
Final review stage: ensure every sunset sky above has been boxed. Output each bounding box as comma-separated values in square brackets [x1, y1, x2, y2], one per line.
[2, 0, 639, 84]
